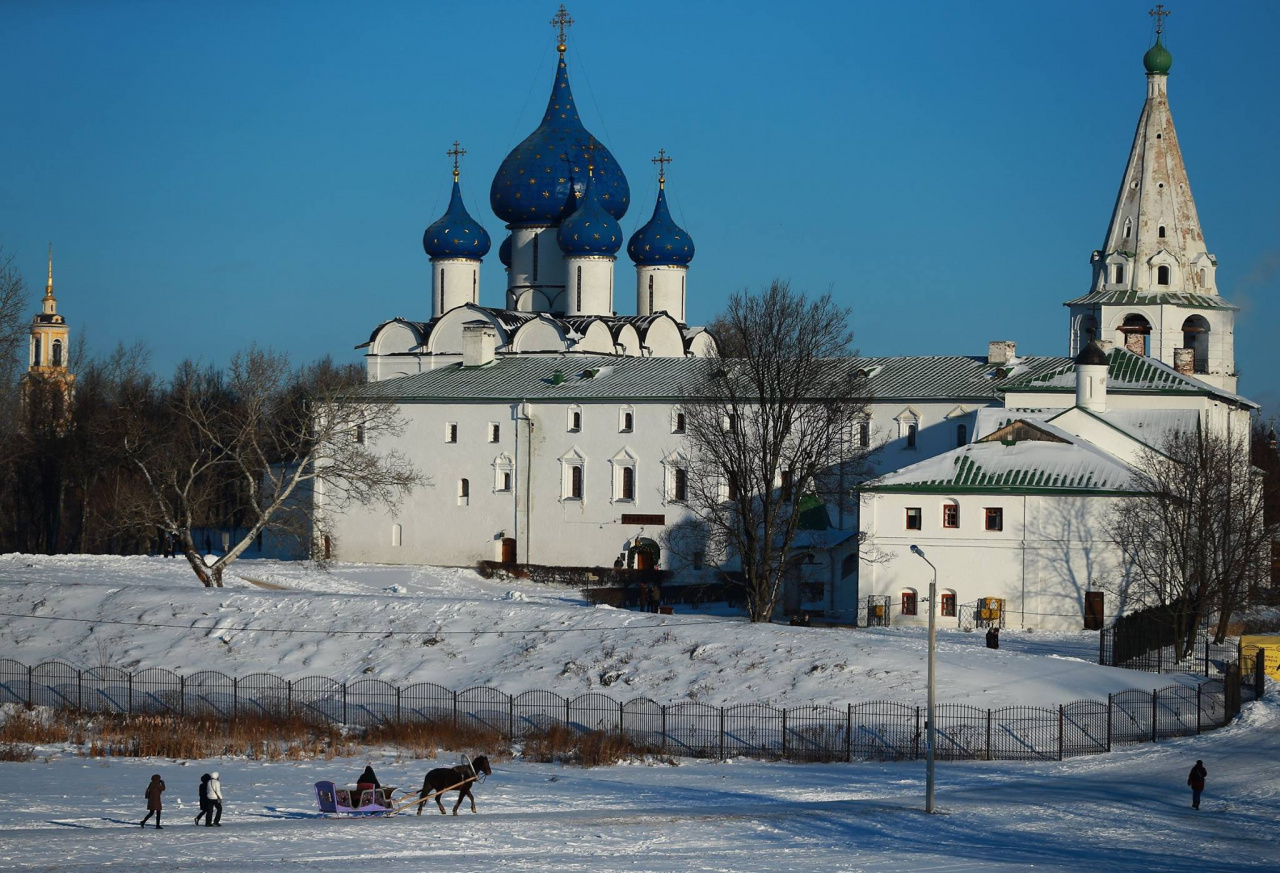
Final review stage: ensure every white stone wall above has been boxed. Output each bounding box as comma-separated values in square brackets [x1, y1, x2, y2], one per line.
[636, 265, 687, 321]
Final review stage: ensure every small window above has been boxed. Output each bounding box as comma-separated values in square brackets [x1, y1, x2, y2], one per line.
[1113, 264, 1124, 284]
[841, 553, 856, 579]
[727, 473, 739, 501]
[570, 465, 583, 500]
[943, 504, 959, 529]
[568, 407, 582, 432]
[458, 479, 470, 506]
[52, 339, 63, 367]
[354, 424, 365, 444]
[391, 523, 402, 547]
[859, 421, 870, 448]
[532, 233, 539, 280]
[906, 423, 917, 449]
[489, 422, 500, 443]
[726, 413, 738, 433]
[956, 423, 967, 447]
[621, 467, 635, 501]
[673, 411, 686, 433]
[941, 592, 956, 617]
[499, 471, 512, 492]
[1123, 219, 1132, 239]
[781, 469, 793, 502]
[1158, 225, 1166, 239]
[620, 410, 634, 432]
[901, 591, 918, 617]
[673, 467, 688, 502]
[576, 265, 582, 311]
[1157, 265, 1170, 286]
[445, 423, 458, 443]
[985, 507, 1003, 531]
[905, 507, 922, 530]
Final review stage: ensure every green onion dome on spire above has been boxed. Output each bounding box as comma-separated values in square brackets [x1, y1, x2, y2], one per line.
[1143, 38, 1172, 75]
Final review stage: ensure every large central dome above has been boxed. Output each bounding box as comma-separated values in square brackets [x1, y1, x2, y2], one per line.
[490, 54, 629, 227]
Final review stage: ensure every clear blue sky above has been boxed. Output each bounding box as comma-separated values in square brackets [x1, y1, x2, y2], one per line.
[2, 1, 1277, 412]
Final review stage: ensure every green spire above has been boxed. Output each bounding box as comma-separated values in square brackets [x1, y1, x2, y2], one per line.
[1144, 38, 1173, 75]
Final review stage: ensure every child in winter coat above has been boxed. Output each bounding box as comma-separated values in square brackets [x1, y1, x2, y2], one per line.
[140, 774, 165, 829]
[206, 772, 224, 826]
[194, 773, 211, 825]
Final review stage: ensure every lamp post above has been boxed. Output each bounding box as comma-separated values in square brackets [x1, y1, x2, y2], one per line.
[910, 543, 937, 814]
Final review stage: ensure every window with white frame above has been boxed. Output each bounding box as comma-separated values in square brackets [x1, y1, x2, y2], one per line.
[494, 454, 513, 492]
[895, 408, 920, 449]
[458, 478, 470, 506]
[445, 422, 458, 443]
[610, 448, 637, 502]
[619, 405, 634, 433]
[567, 404, 582, 433]
[672, 408, 686, 434]
[488, 422, 500, 443]
[664, 452, 689, 503]
[391, 523, 402, 547]
[561, 448, 585, 500]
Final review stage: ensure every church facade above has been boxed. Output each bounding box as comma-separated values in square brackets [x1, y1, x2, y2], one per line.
[322, 15, 1257, 631]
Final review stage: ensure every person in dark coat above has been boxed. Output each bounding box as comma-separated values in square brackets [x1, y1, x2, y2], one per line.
[194, 773, 211, 825]
[1188, 760, 1207, 809]
[985, 627, 1000, 649]
[140, 774, 165, 828]
[357, 765, 380, 790]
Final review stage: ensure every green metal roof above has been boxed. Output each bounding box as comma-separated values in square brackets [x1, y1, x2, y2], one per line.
[1063, 289, 1237, 311]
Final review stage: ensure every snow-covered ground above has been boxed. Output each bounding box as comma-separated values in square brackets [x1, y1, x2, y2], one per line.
[0, 554, 1195, 708]
[1, 696, 1276, 871]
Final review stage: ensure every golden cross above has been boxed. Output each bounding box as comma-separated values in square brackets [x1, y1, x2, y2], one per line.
[1149, 4, 1170, 37]
[551, 4, 573, 53]
[651, 148, 672, 189]
[447, 140, 466, 182]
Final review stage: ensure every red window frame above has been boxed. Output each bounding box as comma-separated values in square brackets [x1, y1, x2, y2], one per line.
[941, 593, 956, 617]
[901, 591, 918, 616]
[943, 504, 959, 528]
[985, 507, 1003, 531]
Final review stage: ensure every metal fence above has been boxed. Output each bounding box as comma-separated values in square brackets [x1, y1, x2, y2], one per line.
[0, 657, 1245, 764]
[1099, 628, 1239, 677]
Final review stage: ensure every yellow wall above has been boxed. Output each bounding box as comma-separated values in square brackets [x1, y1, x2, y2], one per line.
[1240, 635, 1280, 680]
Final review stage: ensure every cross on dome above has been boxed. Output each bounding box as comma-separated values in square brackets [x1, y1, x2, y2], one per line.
[447, 140, 467, 182]
[652, 149, 672, 189]
[551, 4, 573, 54]
[1149, 4, 1170, 37]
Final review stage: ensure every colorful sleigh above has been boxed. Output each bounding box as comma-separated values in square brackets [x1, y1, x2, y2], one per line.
[314, 781, 401, 816]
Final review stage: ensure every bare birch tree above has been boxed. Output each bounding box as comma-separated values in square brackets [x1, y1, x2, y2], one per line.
[667, 280, 875, 622]
[121, 347, 425, 587]
[1108, 422, 1273, 654]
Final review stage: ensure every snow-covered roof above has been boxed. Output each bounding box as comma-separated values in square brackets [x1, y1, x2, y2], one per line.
[866, 419, 1139, 494]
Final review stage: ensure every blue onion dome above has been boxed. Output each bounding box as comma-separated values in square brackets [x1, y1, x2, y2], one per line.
[423, 179, 491, 260]
[557, 173, 622, 256]
[498, 234, 512, 267]
[627, 187, 694, 266]
[489, 55, 629, 226]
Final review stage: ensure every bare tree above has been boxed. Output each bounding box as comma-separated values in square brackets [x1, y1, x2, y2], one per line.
[0, 247, 29, 446]
[668, 280, 875, 622]
[1108, 422, 1274, 654]
[121, 346, 426, 587]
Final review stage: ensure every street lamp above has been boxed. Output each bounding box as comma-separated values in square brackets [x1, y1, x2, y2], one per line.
[909, 543, 937, 814]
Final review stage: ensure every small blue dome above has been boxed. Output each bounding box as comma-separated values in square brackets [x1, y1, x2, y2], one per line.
[557, 174, 622, 257]
[423, 180, 491, 260]
[498, 234, 512, 267]
[490, 56, 629, 227]
[627, 187, 694, 266]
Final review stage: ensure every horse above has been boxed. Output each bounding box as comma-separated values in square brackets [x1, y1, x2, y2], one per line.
[416, 755, 491, 816]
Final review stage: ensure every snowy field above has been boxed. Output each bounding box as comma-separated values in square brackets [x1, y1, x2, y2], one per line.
[1, 697, 1276, 871]
[0, 555, 1194, 708]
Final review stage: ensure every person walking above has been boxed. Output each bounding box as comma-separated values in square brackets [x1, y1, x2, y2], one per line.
[985, 626, 1000, 649]
[1188, 760, 1207, 810]
[140, 774, 165, 829]
[194, 773, 211, 825]
[205, 771, 224, 826]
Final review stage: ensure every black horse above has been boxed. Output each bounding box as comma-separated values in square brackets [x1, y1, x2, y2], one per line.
[417, 755, 491, 816]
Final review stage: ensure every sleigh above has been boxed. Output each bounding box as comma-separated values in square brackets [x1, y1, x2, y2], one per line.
[313, 781, 401, 816]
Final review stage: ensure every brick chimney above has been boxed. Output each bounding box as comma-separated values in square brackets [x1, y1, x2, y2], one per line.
[988, 341, 1016, 366]
[1173, 347, 1195, 376]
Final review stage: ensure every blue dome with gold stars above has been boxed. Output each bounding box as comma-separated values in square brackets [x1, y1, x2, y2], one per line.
[557, 173, 622, 257]
[498, 234, 512, 267]
[490, 55, 629, 227]
[627, 187, 694, 266]
[423, 180, 491, 260]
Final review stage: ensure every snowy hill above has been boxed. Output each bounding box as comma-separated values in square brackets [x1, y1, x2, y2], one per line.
[0, 554, 1194, 708]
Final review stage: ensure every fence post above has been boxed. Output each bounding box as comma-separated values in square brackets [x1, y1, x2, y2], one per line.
[564, 697, 570, 729]
[233, 678, 238, 720]
[914, 707, 921, 760]
[846, 704, 852, 763]
[342, 683, 348, 725]
[1204, 639, 1209, 677]
[1099, 629, 1106, 666]
[986, 709, 993, 760]
[128, 672, 133, 716]
[396, 687, 401, 725]
[1151, 690, 1158, 742]
[1106, 693, 1112, 752]
[453, 691, 458, 729]
[780, 708, 788, 759]
[719, 707, 725, 760]
[618, 700, 624, 739]
[1058, 705, 1064, 761]
[76, 668, 82, 712]
[287, 681, 293, 720]
[1196, 683, 1202, 734]
[661, 705, 667, 755]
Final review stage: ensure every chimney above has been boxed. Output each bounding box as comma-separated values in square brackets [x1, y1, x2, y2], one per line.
[988, 341, 1016, 366]
[462, 321, 497, 367]
[1173, 348, 1195, 376]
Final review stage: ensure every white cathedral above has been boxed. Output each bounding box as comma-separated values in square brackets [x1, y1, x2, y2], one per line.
[320, 15, 1257, 631]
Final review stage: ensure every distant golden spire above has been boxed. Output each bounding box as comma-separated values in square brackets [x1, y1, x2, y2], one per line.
[447, 140, 466, 183]
[45, 243, 54, 296]
[551, 4, 573, 55]
[651, 149, 672, 190]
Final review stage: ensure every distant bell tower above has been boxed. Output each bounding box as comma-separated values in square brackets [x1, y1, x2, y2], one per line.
[23, 245, 76, 427]
[1065, 7, 1238, 392]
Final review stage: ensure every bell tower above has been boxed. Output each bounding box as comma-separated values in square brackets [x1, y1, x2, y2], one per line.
[22, 245, 76, 427]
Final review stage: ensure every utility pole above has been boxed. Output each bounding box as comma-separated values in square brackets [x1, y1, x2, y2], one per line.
[910, 543, 937, 814]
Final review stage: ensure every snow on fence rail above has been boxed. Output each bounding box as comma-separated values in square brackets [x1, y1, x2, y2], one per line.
[0, 658, 1240, 764]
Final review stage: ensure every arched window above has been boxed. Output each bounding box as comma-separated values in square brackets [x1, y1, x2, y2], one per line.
[33, 336, 41, 367]
[621, 467, 634, 500]
[648, 274, 654, 314]
[439, 268, 444, 299]
[576, 266, 582, 311]
[956, 423, 967, 447]
[941, 592, 956, 617]
[1113, 264, 1124, 284]
[52, 339, 63, 367]
[532, 234, 539, 281]
[1181, 315, 1210, 374]
[673, 467, 688, 502]
[1119, 313, 1152, 356]
[1158, 225, 1166, 239]
[1157, 265, 1170, 286]
[472, 269, 477, 300]
[907, 423, 917, 449]
[458, 478, 470, 506]
[1123, 218, 1132, 239]
[391, 524, 402, 547]
[859, 421, 870, 448]
[901, 590, 918, 616]
[570, 465, 583, 499]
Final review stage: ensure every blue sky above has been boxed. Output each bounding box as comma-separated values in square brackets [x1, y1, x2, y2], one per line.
[2, 1, 1277, 412]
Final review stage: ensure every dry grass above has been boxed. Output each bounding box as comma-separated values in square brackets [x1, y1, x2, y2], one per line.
[0, 743, 35, 762]
[521, 724, 653, 767]
[362, 718, 505, 759]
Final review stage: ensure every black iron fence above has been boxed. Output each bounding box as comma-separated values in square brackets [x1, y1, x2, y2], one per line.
[1099, 627, 1240, 677]
[0, 658, 1245, 764]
